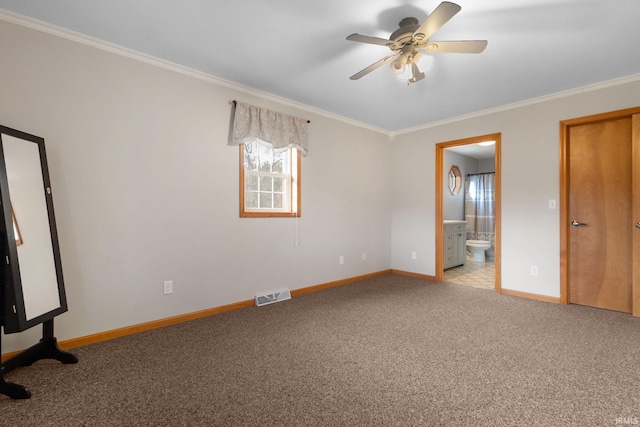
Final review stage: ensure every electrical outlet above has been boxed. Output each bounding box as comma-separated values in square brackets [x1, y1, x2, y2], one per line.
[411, 251, 417, 260]
[361, 252, 367, 261]
[163, 280, 173, 295]
[530, 266, 539, 276]
[339, 256, 344, 265]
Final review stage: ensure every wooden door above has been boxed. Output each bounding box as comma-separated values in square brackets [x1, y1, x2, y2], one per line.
[633, 115, 640, 317]
[566, 114, 636, 313]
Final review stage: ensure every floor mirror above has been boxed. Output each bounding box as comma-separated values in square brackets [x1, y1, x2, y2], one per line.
[0, 125, 77, 399]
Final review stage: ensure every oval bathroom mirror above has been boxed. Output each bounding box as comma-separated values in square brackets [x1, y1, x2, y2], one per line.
[448, 165, 462, 195]
[0, 126, 67, 333]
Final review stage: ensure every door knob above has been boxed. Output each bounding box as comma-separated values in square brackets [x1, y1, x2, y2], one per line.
[636, 223, 640, 230]
[571, 220, 587, 227]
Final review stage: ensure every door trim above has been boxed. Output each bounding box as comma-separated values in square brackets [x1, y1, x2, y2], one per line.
[435, 133, 502, 292]
[559, 106, 640, 313]
[633, 114, 640, 317]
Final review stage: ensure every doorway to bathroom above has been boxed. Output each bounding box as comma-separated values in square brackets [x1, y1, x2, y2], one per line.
[435, 133, 502, 291]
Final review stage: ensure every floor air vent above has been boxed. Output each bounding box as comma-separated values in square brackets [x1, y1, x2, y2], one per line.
[255, 289, 291, 307]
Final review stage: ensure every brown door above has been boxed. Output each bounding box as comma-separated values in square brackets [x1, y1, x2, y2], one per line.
[565, 111, 640, 313]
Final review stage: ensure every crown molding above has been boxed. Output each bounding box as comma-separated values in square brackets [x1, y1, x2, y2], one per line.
[393, 72, 640, 136]
[2, 9, 639, 139]
[0, 9, 389, 136]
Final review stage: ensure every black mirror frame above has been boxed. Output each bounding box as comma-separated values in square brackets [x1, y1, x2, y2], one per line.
[0, 125, 68, 334]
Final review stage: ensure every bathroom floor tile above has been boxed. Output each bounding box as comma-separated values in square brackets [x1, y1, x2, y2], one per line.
[444, 257, 495, 290]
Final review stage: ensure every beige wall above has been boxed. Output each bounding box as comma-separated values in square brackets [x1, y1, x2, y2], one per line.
[2, 15, 640, 353]
[0, 20, 392, 352]
[391, 80, 640, 295]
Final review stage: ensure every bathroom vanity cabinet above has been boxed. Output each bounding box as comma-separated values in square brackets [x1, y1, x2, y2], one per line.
[443, 221, 467, 269]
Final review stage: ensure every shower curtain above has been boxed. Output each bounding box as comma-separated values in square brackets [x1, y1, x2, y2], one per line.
[464, 173, 495, 259]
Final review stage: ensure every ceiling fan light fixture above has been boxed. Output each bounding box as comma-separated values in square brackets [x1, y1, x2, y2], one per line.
[394, 65, 414, 80]
[390, 55, 408, 74]
[417, 54, 434, 71]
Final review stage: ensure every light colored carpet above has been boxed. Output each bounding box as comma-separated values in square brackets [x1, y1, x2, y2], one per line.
[2, 274, 639, 426]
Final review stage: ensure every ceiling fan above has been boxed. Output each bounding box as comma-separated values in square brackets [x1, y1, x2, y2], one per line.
[346, 1, 487, 84]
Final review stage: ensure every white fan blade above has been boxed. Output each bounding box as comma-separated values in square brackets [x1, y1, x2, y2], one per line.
[347, 33, 398, 49]
[413, 1, 461, 42]
[350, 54, 399, 80]
[422, 40, 488, 54]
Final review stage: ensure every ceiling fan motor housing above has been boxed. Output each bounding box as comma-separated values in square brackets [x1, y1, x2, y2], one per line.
[389, 17, 421, 48]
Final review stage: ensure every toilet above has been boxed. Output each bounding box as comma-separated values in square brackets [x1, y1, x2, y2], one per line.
[466, 240, 492, 262]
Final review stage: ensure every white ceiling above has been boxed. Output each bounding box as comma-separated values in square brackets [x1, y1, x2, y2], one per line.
[447, 142, 495, 159]
[1, 0, 640, 132]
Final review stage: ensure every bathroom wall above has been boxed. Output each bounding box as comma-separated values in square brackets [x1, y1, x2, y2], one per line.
[478, 158, 495, 173]
[443, 151, 497, 260]
[442, 150, 478, 220]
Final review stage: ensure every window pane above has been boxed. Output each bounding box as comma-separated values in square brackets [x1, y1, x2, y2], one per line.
[260, 176, 273, 191]
[272, 154, 283, 173]
[273, 193, 283, 209]
[245, 192, 258, 209]
[244, 143, 258, 171]
[246, 174, 259, 191]
[273, 150, 288, 173]
[259, 192, 273, 208]
[273, 177, 284, 192]
[259, 144, 272, 171]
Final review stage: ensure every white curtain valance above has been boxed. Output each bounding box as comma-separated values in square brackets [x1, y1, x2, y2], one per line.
[229, 101, 309, 156]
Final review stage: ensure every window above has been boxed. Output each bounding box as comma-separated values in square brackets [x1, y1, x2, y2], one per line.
[240, 140, 300, 217]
